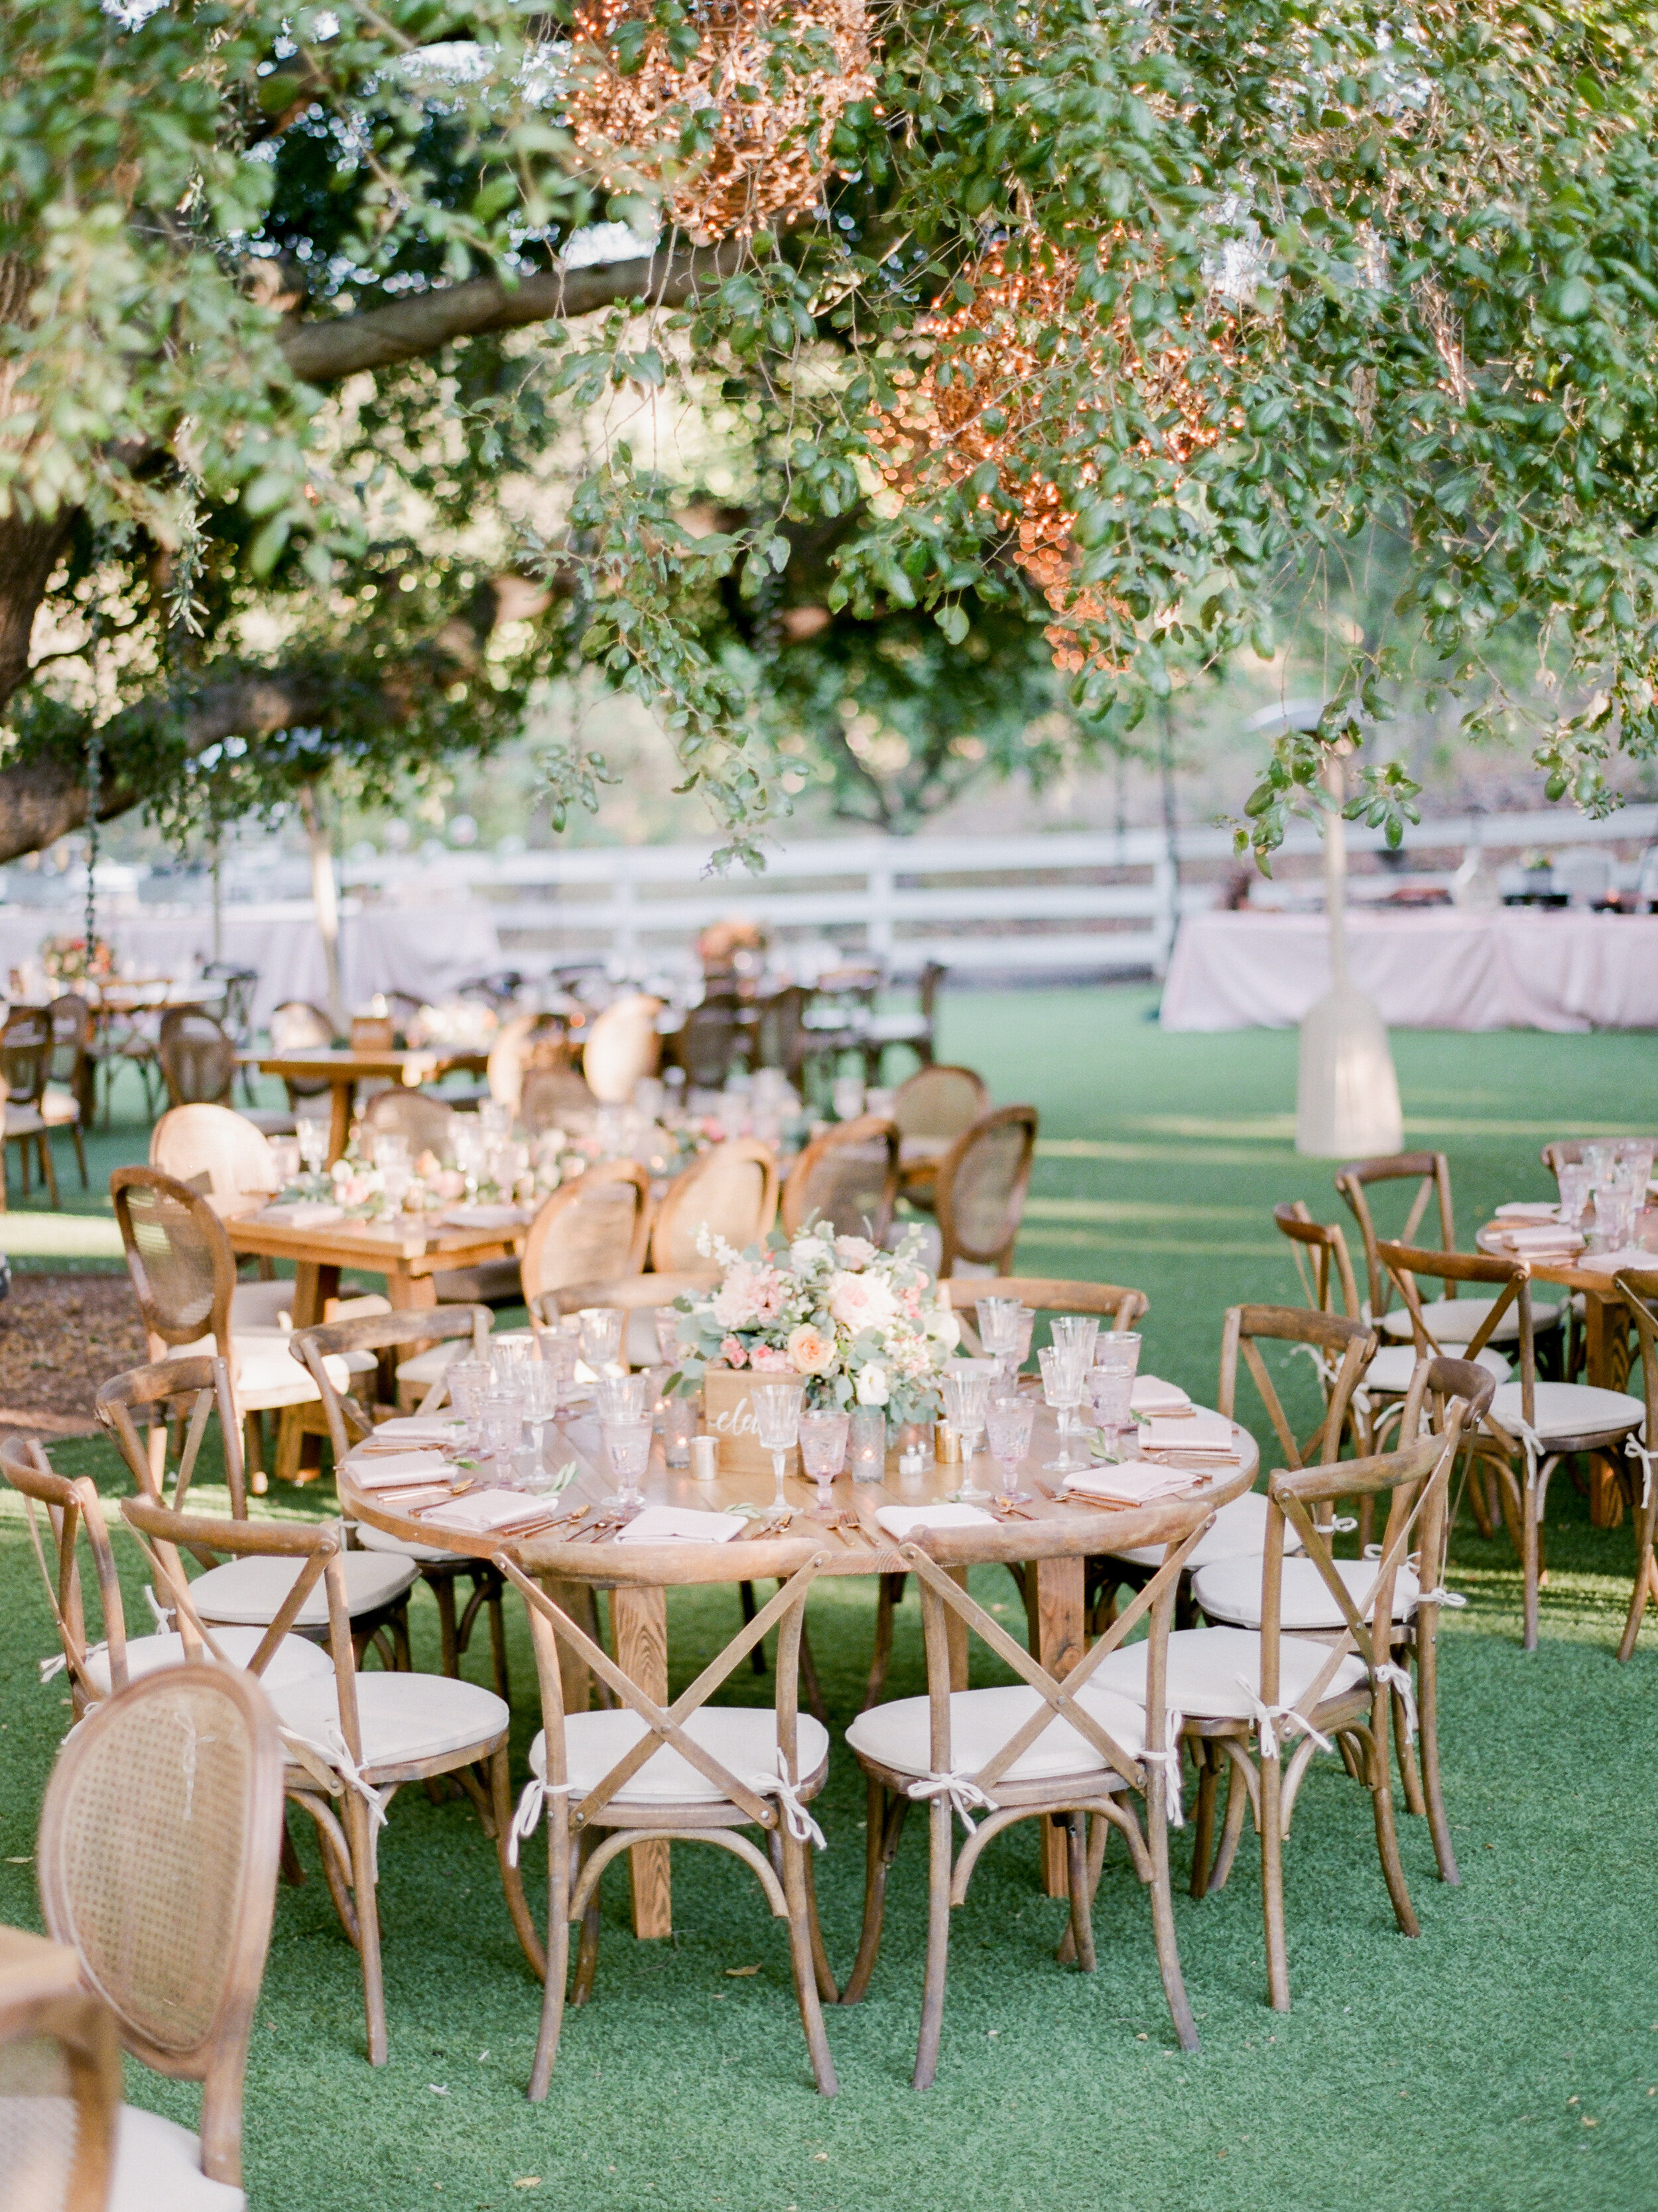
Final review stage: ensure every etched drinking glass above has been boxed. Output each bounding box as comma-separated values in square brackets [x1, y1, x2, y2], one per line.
[984, 1393, 1037, 1502]
[798, 1408, 850, 1515]
[601, 1418, 653, 1516]
[578, 1305, 626, 1377]
[976, 1297, 1023, 1386]
[1039, 1342, 1089, 1473]
[749, 1381, 805, 1508]
[444, 1357, 492, 1449]
[941, 1365, 993, 1501]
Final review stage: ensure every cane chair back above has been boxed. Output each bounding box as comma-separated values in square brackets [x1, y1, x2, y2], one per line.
[1335, 1152, 1455, 1323]
[651, 1140, 779, 1274]
[891, 1064, 988, 1146]
[46, 993, 94, 1087]
[200, 965, 257, 1053]
[268, 1001, 334, 1098]
[519, 1060, 596, 1134]
[109, 1167, 236, 1367]
[781, 1116, 900, 1242]
[157, 1009, 237, 1109]
[934, 1106, 1037, 1277]
[487, 1013, 566, 1112]
[291, 1305, 491, 1447]
[1216, 1304, 1375, 1475]
[2, 1008, 50, 1107]
[36, 1665, 283, 2186]
[361, 1086, 455, 1158]
[843, 1499, 1216, 2079]
[582, 993, 663, 1105]
[670, 997, 741, 1091]
[0, 1931, 120, 2212]
[941, 1274, 1146, 1357]
[150, 1103, 278, 1215]
[753, 985, 810, 1080]
[521, 1164, 652, 1308]
[0, 1435, 134, 1717]
[494, 1541, 835, 2098]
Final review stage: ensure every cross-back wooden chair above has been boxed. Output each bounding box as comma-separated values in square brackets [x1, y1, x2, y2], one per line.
[843, 1499, 1216, 2084]
[780, 1115, 901, 1243]
[3, 1004, 59, 1203]
[934, 1105, 1038, 1277]
[1097, 1418, 1468, 2010]
[0, 1926, 121, 2212]
[36, 1664, 283, 2193]
[649, 1139, 779, 1275]
[1379, 1241, 1643, 1648]
[96, 1355, 418, 1669]
[1608, 1268, 1658, 1662]
[0, 1430, 333, 1727]
[493, 1538, 838, 2101]
[120, 1487, 533, 2069]
[292, 1306, 511, 1697]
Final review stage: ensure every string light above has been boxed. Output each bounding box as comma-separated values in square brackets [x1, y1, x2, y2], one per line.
[564, 0, 873, 245]
[872, 246, 1228, 670]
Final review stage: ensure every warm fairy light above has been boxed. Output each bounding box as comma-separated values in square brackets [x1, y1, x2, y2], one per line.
[564, 0, 873, 246]
[873, 247, 1226, 670]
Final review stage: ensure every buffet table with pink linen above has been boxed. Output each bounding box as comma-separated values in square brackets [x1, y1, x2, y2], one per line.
[1160, 907, 1658, 1032]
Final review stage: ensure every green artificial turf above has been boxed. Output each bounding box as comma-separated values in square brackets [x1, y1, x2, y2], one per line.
[3, 989, 1657, 2212]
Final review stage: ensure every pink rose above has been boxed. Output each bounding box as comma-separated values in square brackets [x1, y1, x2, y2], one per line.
[787, 1323, 837, 1377]
[749, 1345, 793, 1373]
[720, 1335, 749, 1368]
[828, 1270, 899, 1333]
[434, 1168, 466, 1200]
[834, 1235, 877, 1266]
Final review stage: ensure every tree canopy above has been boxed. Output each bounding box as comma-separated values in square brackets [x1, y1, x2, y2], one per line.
[3, 0, 1658, 867]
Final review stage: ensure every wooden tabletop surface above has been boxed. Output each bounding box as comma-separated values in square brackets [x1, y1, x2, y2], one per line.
[239, 1045, 489, 1082]
[225, 1208, 525, 1269]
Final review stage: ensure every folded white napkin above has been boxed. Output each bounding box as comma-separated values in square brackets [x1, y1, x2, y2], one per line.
[1503, 1225, 1584, 1255]
[875, 1503, 995, 1540]
[613, 1505, 749, 1544]
[1496, 1201, 1563, 1221]
[345, 1451, 453, 1489]
[419, 1489, 560, 1535]
[1141, 1411, 1233, 1454]
[1129, 1375, 1191, 1414]
[1064, 1459, 1196, 1505]
[261, 1201, 344, 1227]
[369, 1416, 468, 1443]
[1576, 1247, 1657, 1276]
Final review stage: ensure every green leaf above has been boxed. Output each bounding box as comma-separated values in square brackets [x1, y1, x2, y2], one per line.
[934, 603, 969, 645]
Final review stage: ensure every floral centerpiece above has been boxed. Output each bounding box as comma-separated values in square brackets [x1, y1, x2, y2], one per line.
[670, 1221, 960, 1420]
[39, 933, 115, 987]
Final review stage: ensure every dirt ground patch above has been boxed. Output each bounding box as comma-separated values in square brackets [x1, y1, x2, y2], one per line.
[0, 1272, 145, 1434]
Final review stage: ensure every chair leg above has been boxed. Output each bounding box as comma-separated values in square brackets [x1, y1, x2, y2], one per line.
[570, 1831, 602, 2007]
[274, 1405, 305, 1488]
[486, 1577, 511, 1703]
[69, 1121, 87, 1188]
[1617, 1486, 1658, 1662]
[911, 1798, 954, 2091]
[1522, 1466, 1543, 1652]
[1417, 1642, 1460, 1888]
[842, 1777, 908, 2006]
[1368, 1713, 1420, 1939]
[1063, 1815, 1096, 1973]
[432, 1572, 460, 1679]
[1210, 1751, 1252, 1891]
[1189, 1743, 1220, 1901]
[802, 1837, 838, 2004]
[738, 1580, 766, 1672]
[527, 1807, 573, 2102]
[781, 1836, 838, 2095]
[491, 1747, 544, 1981]
[242, 1413, 267, 1497]
[1144, 1794, 1199, 2052]
[37, 1132, 57, 1208]
[1393, 1683, 1427, 1818]
[343, 1786, 388, 2065]
[861, 1573, 906, 1711]
[1260, 1752, 1290, 2012]
[19, 1131, 29, 1196]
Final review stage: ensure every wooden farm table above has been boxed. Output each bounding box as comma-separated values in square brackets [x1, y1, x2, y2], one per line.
[339, 1400, 1257, 1940]
[238, 1045, 491, 1163]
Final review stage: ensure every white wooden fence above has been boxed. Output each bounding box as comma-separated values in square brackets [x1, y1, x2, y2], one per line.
[341, 805, 1658, 981]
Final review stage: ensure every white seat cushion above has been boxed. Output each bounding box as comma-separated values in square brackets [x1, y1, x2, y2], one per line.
[273, 1669, 510, 1769]
[39, 1088, 80, 1127]
[396, 1339, 466, 1387]
[846, 1683, 1147, 1787]
[1090, 1624, 1369, 1723]
[1363, 1342, 1509, 1394]
[5, 1102, 44, 1135]
[84, 1625, 334, 1698]
[531, 1708, 831, 1806]
[1489, 1379, 1644, 1444]
[175, 1331, 369, 1410]
[1112, 1491, 1306, 1571]
[229, 1279, 295, 1329]
[107, 2103, 245, 2212]
[1192, 1554, 1420, 1631]
[1377, 1294, 1559, 1345]
[187, 1549, 417, 1627]
[352, 1520, 454, 1566]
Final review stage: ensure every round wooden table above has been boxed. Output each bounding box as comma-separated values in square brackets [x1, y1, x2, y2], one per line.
[340, 1396, 1259, 1934]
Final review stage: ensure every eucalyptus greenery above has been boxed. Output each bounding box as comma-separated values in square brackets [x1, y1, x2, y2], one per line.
[1, 1, 1656, 867]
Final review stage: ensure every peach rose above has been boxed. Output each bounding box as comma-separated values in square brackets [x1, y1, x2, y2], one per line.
[787, 1323, 837, 1376]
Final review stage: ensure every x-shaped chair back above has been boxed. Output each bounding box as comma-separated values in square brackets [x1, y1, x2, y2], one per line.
[96, 1353, 248, 1517]
[1273, 1203, 1364, 1321]
[1218, 1303, 1375, 1475]
[899, 1499, 1215, 1820]
[1336, 1151, 1456, 1323]
[289, 1302, 491, 1449]
[1614, 1269, 1658, 1432]
[1378, 1241, 1535, 1421]
[495, 1544, 823, 1834]
[1258, 1422, 1466, 1736]
[0, 1433, 130, 1713]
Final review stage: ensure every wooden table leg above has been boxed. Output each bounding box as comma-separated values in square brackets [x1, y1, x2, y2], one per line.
[281, 1263, 338, 1484]
[944, 1567, 970, 1691]
[536, 1577, 598, 1717]
[611, 1583, 672, 1937]
[326, 1078, 353, 1166]
[1035, 1554, 1085, 1898]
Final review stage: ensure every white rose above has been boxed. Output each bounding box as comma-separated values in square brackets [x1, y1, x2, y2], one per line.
[834, 1234, 877, 1266]
[925, 1304, 961, 1350]
[790, 1235, 830, 1271]
[829, 1270, 899, 1332]
[856, 1362, 890, 1407]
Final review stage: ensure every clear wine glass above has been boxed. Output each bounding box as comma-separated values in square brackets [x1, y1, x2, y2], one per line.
[798, 1408, 850, 1516]
[490, 1331, 536, 1397]
[653, 1307, 684, 1365]
[749, 1381, 805, 1508]
[984, 1393, 1037, 1501]
[295, 1108, 329, 1179]
[537, 1329, 578, 1413]
[601, 1418, 653, 1517]
[521, 1355, 561, 1471]
[444, 1357, 492, 1449]
[481, 1390, 523, 1480]
[579, 1305, 626, 1377]
[975, 1297, 1023, 1386]
[594, 1372, 650, 1426]
[1089, 1331, 1141, 1460]
[1039, 1343, 1088, 1472]
[1555, 1160, 1592, 1229]
[941, 1365, 993, 1501]
[1049, 1314, 1100, 1369]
